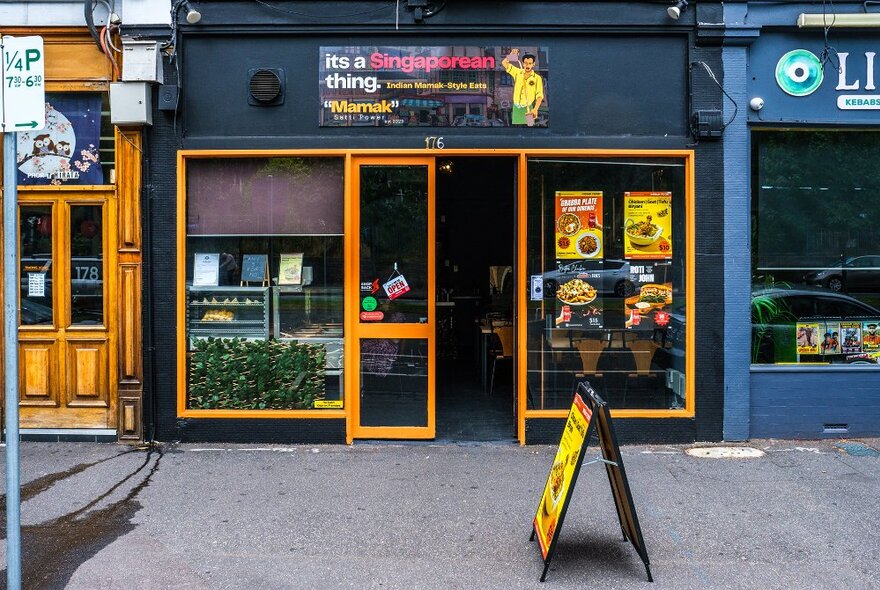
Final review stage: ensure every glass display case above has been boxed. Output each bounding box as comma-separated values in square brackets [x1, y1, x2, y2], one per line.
[273, 285, 343, 369]
[273, 285, 343, 401]
[186, 286, 270, 342]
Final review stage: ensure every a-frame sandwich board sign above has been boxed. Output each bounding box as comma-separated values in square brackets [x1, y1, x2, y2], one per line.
[530, 381, 653, 583]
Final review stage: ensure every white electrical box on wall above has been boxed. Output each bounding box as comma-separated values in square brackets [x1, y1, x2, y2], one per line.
[110, 82, 152, 125]
[121, 39, 163, 83]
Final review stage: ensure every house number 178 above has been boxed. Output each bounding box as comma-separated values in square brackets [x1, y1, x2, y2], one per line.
[424, 136, 445, 149]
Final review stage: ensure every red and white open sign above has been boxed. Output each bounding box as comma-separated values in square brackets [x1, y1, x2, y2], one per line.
[383, 274, 411, 300]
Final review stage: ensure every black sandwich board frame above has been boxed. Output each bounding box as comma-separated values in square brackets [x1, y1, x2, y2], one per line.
[530, 381, 653, 583]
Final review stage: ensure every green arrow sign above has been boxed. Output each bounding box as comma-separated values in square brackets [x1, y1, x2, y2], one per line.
[13, 121, 38, 128]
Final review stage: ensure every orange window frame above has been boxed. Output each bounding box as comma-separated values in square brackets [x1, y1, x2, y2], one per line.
[176, 149, 696, 445]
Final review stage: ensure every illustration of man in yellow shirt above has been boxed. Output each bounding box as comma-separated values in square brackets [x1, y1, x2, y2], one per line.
[502, 48, 544, 126]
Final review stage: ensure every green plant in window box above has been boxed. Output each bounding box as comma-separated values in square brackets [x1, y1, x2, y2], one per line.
[188, 337, 326, 409]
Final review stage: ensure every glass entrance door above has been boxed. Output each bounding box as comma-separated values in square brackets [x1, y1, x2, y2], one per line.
[352, 158, 435, 439]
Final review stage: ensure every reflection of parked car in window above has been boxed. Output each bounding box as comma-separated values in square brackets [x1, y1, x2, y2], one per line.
[20, 298, 54, 325]
[803, 255, 880, 292]
[751, 286, 880, 364]
[451, 114, 487, 127]
[543, 259, 635, 298]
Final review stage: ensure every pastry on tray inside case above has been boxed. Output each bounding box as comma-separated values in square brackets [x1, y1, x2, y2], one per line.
[201, 309, 234, 321]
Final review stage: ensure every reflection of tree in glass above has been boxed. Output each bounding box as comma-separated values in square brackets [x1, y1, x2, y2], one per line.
[754, 132, 880, 274]
[359, 167, 428, 291]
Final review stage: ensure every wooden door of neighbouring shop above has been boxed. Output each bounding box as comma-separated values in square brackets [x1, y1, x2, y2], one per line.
[14, 193, 118, 429]
[350, 157, 436, 439]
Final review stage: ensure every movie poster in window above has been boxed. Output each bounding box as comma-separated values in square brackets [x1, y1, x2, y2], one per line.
[841, 322, 862, 354]
[623, 192, 672, 260]
[554, 269, 603, 329]
[16, 94, 104, 185]
[624, 262, 672, 330]
[862, 321, 880, 353]
[555, 191, 603, 260]
[820, 322, 841, 355]
[796, 323, 820, 355]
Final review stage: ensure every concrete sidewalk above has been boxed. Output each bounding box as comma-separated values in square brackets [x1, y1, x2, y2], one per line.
[1, 438, 878, 590]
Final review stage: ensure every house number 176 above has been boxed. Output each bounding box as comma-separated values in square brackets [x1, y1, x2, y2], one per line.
[424, 136, 445, 149]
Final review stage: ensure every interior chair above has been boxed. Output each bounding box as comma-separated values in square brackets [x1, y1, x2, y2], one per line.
[628, 339, 659, 376]
[573, 338, 606, 394]
[489, 325, 514, 395]
[625, 338, 661, 406]
[596, 346, 636, 408]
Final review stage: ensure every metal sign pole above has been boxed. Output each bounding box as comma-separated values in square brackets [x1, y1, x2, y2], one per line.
[4, 130, 22, 590]
[2, 34, 45, 590]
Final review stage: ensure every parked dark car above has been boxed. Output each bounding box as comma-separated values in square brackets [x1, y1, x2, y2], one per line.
[751, 286, 880, 364]
[660, 286, 880, 369]
[803, 255, 880, 293]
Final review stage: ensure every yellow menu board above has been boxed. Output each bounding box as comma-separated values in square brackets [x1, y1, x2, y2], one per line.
[555, 191, 603, 260]
[623, 192, 672, 260]
[533, 392, 591, 559]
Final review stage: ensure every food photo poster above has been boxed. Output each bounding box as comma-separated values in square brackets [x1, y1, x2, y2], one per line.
[555, 270, 604, 329]
[624, 192, 672, 260]
[624, 262, 672, 330]
[278, 253, 304, 286]
[555, 191, 603, 260]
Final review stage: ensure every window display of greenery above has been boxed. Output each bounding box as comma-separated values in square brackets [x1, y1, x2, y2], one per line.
[188, 337, 326, 409]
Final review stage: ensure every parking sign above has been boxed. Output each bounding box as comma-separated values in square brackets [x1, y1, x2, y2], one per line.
[1, 35, 46, 132]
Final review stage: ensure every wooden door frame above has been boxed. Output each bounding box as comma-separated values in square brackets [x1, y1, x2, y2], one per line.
[348, 156, 437, 440]
[15, 191, 117, 429]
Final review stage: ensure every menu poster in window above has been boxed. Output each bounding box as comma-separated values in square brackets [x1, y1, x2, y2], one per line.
[241, 254, 269, 284]
[623, 192, 672, 260]
[624, 262, 672, 330]
[278, 253, 304, 285]
[555, 191, 603, 260]
[796, 323, 820, 355]
[820, 322, 841, 355]
[841, 322, 863, 353]
[16, 94, 104, 185]
[554, 271, 603, 329]
[193, 253, 220, 286]
[863, 321, 880, 353]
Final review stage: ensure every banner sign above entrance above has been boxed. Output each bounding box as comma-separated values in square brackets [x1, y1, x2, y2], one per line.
[319, 46, 549, 128]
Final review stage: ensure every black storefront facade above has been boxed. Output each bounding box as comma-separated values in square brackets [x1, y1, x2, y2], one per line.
[743, 2, 880, 438]
[131, 1, 726, 444]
